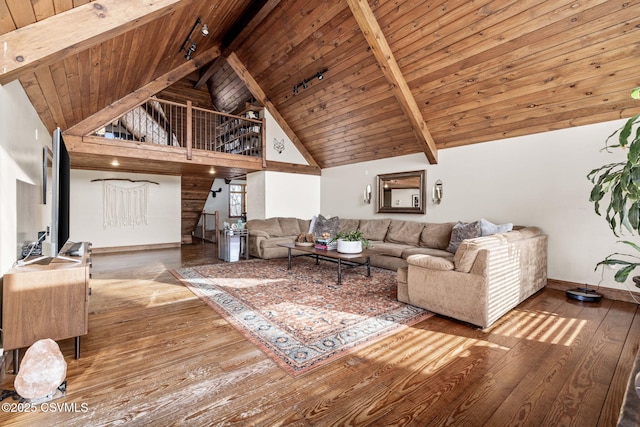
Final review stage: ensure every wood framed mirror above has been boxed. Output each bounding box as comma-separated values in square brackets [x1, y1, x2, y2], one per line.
[377, 170, 426, 214]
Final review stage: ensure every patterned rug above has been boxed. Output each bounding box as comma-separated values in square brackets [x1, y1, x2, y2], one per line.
[170, 258, 432, 376]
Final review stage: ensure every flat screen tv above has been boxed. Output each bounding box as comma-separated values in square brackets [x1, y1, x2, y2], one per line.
[51, 127, 70, 258]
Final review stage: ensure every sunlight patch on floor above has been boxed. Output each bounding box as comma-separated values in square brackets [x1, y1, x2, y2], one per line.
[492, 309, 586, 346]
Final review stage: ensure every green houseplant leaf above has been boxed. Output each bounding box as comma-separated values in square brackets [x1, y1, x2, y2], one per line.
[590, 88, 640, 282]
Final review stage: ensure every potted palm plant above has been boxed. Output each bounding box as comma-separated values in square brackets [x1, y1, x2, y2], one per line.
[331, 230, 371, 254]
[588, 87, 640, 284]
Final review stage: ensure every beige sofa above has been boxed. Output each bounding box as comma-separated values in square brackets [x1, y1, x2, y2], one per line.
[397, 227, 547, 328]
[246, 217, 455, 269]
[246, 216, 548, 328]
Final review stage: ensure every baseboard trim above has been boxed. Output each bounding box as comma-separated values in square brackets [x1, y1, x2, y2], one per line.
[547, 278, 640, 304]
[91, 242, 181, 254]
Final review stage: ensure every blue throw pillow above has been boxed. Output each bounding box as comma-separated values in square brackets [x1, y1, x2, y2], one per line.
[479, 218, 513, 236]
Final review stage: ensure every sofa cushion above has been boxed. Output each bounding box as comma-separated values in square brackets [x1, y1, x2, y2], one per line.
[248, 229, 270, 238]
[420, 222, 455, 249]
[386, 220, 424, 246]
[402, 247, 454, 259]
[246, 218, 283, 237]
[338, 218, 360, 233]
[298, 218, 311, 234]
[509, 226, 541, 240]
[479, 218, 513, 236]
[447, 221, 481, 253]
[260, 236, 296, 248]
[358, 218, 392, 241]
[453, 234, 506, 273]
[315, 214, 339, 238]
[370, 242, 414, 258]
[407, 254, 455, 271]
[278, 217, 302, 236]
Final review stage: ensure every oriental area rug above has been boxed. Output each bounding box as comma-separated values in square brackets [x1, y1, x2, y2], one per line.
[171, 258, 432, 376]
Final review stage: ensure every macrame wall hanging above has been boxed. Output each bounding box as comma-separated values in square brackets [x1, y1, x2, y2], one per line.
[102, 181, 150, 229]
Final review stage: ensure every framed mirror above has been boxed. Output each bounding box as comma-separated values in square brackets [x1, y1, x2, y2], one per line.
[377, 170, 426, 214]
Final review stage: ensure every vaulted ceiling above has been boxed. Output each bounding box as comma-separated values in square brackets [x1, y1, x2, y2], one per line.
[2, 0, 640, 178]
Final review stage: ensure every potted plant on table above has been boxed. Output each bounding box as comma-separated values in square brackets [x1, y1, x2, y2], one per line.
[588, 87, 640, 285]
[330, 230, 371, 254]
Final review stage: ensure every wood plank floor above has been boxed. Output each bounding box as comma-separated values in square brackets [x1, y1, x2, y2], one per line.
[0, 242, 639, 426]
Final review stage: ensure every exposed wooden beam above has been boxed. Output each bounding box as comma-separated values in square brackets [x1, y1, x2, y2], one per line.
[0, 0, 194, 85]
[195, 0, 282, 89]
[66, 45, 221, 137]
[265, 160, 321, 176]
[64, 134, 264, 173]
[226, 51, 320, 168]
[346, 0, 438, 164]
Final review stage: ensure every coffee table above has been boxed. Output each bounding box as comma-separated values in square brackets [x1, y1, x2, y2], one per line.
[278, 242, 379, 285]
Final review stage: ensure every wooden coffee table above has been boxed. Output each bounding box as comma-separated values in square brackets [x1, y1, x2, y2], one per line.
[278, 242, 379, 285]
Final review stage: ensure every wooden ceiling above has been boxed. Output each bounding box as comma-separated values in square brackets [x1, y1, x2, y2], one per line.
[2, 0, 640, 177]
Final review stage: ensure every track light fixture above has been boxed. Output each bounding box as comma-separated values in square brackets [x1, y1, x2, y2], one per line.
[292, 68, 328, 95]
[179, 17, 209, 60]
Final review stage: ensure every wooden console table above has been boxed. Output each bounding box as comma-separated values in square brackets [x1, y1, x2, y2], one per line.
[2, 242, 91, 371]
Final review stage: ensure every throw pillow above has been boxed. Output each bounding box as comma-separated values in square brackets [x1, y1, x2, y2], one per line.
[308, 215, 318, 233]
[446, 221, 481, 253]
[479, 218, 513, 236]
[314, 214, 339, 238]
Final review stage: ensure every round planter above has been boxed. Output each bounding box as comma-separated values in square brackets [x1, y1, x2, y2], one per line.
[337, 239, 362, 254]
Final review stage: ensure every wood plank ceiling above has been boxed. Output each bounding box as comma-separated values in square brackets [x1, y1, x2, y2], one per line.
[2, 0, 640, 175]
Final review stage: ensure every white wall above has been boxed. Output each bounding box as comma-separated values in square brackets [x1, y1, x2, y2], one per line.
[321, 119, 636, 291]
[246, 172, 266, 220]
[203, 178, 247, 225]
[0, 81, 50, 275]
[264, 108, 307, 164]
[264, 171, 320, 218]
[242, 107, 321, 220]
[70, 170, 181, 249]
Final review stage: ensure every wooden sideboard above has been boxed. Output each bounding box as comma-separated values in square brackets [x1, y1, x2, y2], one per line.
[2, 243, 91, 370]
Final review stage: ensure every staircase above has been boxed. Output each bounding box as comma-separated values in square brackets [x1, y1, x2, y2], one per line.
[181, 175, 215, 243]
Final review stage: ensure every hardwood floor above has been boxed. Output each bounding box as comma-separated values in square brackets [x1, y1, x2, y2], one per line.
[0, 243, 638, 426]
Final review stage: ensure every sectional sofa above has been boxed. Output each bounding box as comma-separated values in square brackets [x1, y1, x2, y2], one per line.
[246, 216, 548, 328]
[246, 216, 456, 269]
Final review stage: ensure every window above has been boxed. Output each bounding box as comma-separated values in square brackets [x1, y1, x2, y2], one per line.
[229, 184, 246, 218]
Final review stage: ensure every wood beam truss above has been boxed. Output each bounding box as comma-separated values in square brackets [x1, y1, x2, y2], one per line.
[0, 0, 194, 85]
[226, 51, 319, 168]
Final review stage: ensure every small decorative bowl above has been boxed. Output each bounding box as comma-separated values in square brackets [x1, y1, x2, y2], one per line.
[295, 242, 314, 247]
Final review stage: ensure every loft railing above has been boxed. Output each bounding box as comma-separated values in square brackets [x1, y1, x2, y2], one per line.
[92, 98, 265, 161]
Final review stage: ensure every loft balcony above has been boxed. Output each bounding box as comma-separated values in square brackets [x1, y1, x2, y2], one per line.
[63, 98, 266, 178]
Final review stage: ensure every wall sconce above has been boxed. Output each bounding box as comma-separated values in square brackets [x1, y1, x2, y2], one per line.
[179, 17, 209, 60]
[293, 68, 328, 95]
[364, 184, 372, 204]
[432, 180, 443, 204]
[210, 188, 222, 198]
